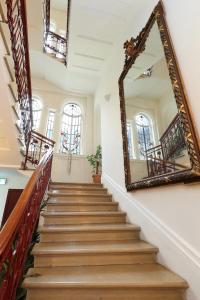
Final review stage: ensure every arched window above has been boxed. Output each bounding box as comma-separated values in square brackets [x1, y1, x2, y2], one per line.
[32, 98, 42, 130]
[60, 103, 82, 155]
[135, 114, 154, 159]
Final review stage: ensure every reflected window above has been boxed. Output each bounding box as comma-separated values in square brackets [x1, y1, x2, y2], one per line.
[135, 114, 154, 159]
[46, 111, 55, 139]
[60, 103, 82, 155]
[127, 121, 134, 159]
[32, 98, 42, 130]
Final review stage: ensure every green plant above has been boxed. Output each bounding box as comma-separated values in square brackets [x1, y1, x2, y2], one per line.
[87, 145, 102, 174]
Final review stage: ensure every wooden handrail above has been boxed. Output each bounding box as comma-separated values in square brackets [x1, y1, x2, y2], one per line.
[147, 156, 187, 170]
[0, 148, 52, 255]
[0, 148, 53, 300]
[31, 130, 56, 145]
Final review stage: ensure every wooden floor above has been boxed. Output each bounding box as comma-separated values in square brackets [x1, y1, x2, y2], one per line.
[23, 182, 188, 300]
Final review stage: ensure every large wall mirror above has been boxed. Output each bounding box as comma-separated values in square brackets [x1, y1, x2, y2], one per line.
[119, 1, 200, 190]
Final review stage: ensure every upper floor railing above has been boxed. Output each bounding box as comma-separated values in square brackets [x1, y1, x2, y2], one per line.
[43, 0, 71, 65]
[6, 0, 33, 146]
[0, 147, 54, 300]
[22, 130, 55, 169]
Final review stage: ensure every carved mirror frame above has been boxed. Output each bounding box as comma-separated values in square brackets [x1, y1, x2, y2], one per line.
[119, 1, 200, 190]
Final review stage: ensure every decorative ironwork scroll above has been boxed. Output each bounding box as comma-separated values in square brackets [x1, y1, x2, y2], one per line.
[23, 130, 55, 169]
[6, 0, 33, 146]
[119, 1, 200, 190]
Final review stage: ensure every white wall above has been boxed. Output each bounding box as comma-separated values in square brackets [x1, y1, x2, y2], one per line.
[0, 168, 29, 224]
[95, 1, 200, 299]
[51, 154, 93, 183]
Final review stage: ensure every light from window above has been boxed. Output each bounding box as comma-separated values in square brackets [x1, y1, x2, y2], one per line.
[32, 98, 42, 130]
[135, 114, 154, 159]
[127, 122, 133, 159]
[60, 103, 81, 155]
[46, 111, 55, 139]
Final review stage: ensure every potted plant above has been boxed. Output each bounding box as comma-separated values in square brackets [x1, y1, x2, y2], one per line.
[87, 145, 102, 183]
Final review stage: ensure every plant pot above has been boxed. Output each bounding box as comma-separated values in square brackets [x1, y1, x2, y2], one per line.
[92, 174, 101, 184]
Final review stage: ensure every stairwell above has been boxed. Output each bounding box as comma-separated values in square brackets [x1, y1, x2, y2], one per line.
[23, 182, 187, 300]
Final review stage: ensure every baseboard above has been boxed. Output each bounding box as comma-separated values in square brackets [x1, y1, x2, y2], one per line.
[103, 173, 200, 269]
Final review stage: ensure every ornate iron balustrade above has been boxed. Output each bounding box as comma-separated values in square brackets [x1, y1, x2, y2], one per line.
[160, 113, 186, 161]
[0, 148, 53, 300]
[22, 130, 55, 169]
[6, 0, 33, 146]
[43, 0, 71, 65]
[145, 113, 188, 177]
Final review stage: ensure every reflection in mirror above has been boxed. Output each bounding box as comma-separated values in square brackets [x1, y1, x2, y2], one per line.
[124, 22, 191, 183]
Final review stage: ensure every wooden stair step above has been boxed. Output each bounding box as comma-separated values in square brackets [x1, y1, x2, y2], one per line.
[24, 264, 187, 300]
[39, 224, 140, 242]
[49, 187, 108, 194]
[50, 182, 103, 188]
[47, 201, 118, 212]
[41, 211, 126, 225]
[33, 240, 158, 267]
[48, 195, 113, 203]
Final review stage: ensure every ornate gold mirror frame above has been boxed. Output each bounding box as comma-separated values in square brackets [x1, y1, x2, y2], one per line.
[119, 1, 200, 190]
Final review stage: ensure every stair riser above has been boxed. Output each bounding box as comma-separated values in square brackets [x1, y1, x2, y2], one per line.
[47, 204, 118, 212]
[26, 288, 185, 300]
[43, 215, 126, 225]
[34, 252, 156, 267]
[40, 231, 140, 243]
[49, 196, 112, 202]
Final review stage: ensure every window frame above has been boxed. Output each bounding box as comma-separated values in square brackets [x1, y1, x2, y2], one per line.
[59, 102, 82, 155]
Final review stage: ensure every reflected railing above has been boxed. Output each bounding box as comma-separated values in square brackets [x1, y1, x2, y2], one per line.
[146, 113, 188, 177]
[43, 0, 71, 65]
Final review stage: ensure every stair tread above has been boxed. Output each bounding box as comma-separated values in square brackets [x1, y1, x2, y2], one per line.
[39, 223, 140, 233]
[47, 201, 117, 206]
[42, 211, 126, 217]
[33, 240, 158, 255]
[49, 187, 107, 192]
[48, 192, 111, 197]
[50, 182, 102, 186]
[23, 264, 187, 288]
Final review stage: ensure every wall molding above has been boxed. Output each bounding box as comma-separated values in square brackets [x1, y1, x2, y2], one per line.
[103, 172, 200, 269]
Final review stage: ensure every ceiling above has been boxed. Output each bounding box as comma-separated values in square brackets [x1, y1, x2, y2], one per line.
[124, 22, 174, 100]
[26, 0, 147, 95]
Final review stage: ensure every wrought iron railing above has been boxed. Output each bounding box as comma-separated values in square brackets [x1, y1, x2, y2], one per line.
[43, 0, 71, 65]
[22, 130, 55, 169]
[0, 148, 53, 300]
[160, 113, 186, 160]
[6, 0, 33, 146]
[145, 114, 188, 177]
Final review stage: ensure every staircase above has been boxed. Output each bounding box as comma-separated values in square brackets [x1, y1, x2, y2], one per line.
[23, 182, 187, 300]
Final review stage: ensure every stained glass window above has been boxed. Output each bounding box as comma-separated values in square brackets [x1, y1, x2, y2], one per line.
[46, 111, 55, 139]
[60, 103, 81, 155]
[135, 114, 154, 159]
